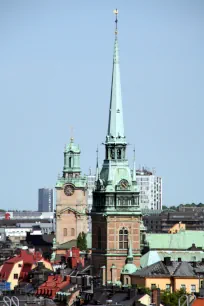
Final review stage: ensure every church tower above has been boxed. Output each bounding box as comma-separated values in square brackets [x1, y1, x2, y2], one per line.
[56, 137, 88, 245]
[91, 10, 141, 282]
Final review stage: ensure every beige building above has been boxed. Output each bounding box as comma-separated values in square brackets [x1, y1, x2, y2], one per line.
[56, 138, 88, 245]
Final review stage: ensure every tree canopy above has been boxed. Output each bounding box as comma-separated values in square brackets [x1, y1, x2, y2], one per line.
[77, 232, 87, 251]
[163, 203, 204, 211]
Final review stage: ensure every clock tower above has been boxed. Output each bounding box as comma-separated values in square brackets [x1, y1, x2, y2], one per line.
[56, 137, 88, 245]
[91, 11, 141, 282]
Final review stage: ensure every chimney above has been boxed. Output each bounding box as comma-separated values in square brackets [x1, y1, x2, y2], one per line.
[152, 288, 161, 306]
[192, 261, 197, 268]
[164, 257, 171, 266]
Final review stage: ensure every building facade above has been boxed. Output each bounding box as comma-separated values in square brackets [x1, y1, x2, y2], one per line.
[38, 189, 53, 212]
[86, 172, 95, 232]
[143, 208, 204, 233]
[91, 18, 141, 282]
[55, 138, 88, 245]
[136, 168, 162, 210]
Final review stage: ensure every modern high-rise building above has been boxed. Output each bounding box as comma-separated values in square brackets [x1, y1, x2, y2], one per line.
[86, 170, 96, 232]
[136, 168, 162, 210]
[38, 188, 53, 212]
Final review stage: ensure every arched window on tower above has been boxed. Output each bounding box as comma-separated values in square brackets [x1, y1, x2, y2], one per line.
[71, 228, 75, 236]
[98, 227, 102, 249]
[63, 228, 67, 237]
[69, 157, 72, 168]
[119, 227, 128, 249]
[117, 149, 121, 160]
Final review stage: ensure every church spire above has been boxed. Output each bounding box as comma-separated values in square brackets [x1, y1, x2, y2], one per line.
[127, 239, 133, 263]
[96, 146, 100, 180]
[106, 9, 125, 144]
[132, 147, 136, 182]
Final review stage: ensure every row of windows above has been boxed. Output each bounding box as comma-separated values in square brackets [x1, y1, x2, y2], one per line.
[63, 228, 75, 237]
[94, 198, 138, 206]
[151, 284, 196, 293]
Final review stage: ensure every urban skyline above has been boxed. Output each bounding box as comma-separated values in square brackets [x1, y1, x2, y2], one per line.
[0, 0, 203, 210]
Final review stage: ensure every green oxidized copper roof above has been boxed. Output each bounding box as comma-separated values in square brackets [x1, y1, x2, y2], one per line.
[146, 230, 204, 250]
[65, 138, 80, 153]
[106, 36, 125, 145]
[121, 263, 137, 274]
[140, 250, 204, 268]
[121, 239, 137, 274]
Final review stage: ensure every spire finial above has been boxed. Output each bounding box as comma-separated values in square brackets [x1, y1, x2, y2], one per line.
[113, 9, 118, 36]
[70, 126, 74, 142]
[96, 146, 100, 179]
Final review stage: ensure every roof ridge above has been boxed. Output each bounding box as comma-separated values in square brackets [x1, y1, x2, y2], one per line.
[171, 261, 182, 276]
[161, 261, 170, 274]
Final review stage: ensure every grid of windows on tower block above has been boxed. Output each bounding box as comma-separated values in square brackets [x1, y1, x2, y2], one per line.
[136, 170, 162, 210]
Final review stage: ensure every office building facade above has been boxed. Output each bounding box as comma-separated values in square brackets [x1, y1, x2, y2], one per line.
[136, 168, 162, 210]
[38, 188, 54, 212]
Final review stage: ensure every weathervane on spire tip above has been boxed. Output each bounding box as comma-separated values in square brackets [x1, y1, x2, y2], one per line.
[113, 8, 118, 35]
[70, 126, 74, 142]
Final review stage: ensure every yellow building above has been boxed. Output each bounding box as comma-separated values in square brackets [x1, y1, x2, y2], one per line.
[131, 257, 201, 294]
[168, 222, 186, 234]
[0, 250, 52, 290]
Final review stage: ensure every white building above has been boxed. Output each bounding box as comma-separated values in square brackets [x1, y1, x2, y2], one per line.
[136, 168, 162, 210]
[86, 170, 96, 232]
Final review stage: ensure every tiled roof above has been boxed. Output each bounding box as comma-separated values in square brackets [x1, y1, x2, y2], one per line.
[192, 299, 204, 306]
[0, 262, 15, 280]
[133, 260, 199, 277]
[57, 240, 76, 249]
[133, 261, 169, 277]
[0, 250, 47, 281]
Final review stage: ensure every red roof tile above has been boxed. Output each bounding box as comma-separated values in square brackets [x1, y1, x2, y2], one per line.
[192, 298, 204, 306]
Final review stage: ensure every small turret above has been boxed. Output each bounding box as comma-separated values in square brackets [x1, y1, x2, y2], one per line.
[121, 239, 137, 274]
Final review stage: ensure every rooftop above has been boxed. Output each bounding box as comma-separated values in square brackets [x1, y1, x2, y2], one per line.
[146, 230, 204, 250]
[133, 259, 204, 278]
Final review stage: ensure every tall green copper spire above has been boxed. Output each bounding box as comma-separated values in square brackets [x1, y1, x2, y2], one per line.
[106, 9, 125, 145]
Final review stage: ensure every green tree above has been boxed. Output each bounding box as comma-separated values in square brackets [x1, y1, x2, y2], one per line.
[77, 233, 82, 249]
[77, 232, 87, 251]
[160, 289, 186, 306]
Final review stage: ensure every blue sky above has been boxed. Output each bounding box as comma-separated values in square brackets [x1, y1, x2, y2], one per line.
[0, 0, 203, 210]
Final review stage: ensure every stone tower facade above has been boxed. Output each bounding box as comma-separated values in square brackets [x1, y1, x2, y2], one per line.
[56, 138, 88, 245]
[91, 20, 141, 282]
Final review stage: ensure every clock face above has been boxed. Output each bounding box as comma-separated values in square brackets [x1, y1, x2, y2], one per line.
[120, 179, 129, 190]
[64, 184, 75, 196]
